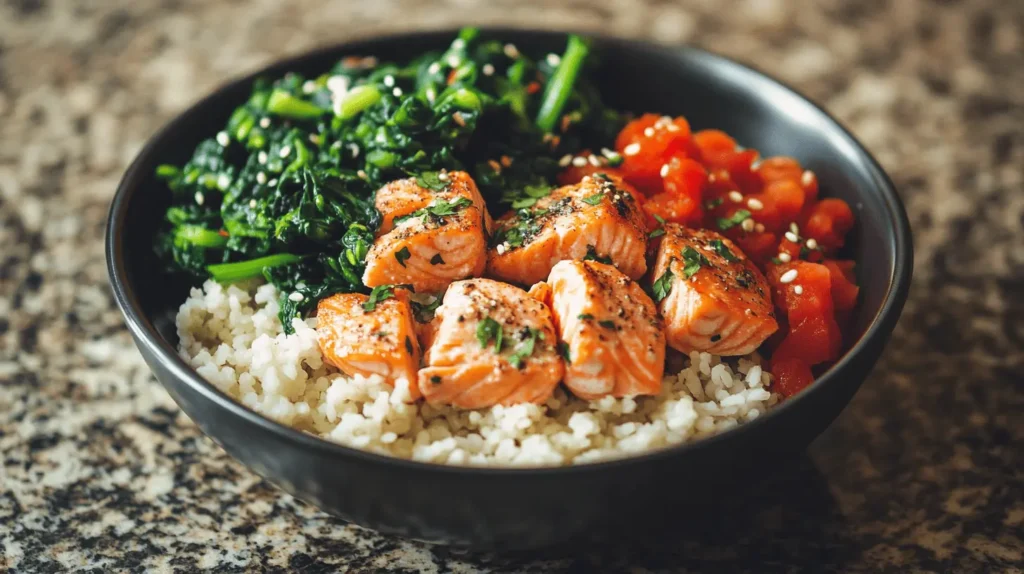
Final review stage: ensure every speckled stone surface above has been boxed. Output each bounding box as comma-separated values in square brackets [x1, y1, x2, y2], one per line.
[1, 0, 1022, 571]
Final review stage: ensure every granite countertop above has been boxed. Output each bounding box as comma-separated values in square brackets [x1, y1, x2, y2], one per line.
[1, 0, 1022, 571]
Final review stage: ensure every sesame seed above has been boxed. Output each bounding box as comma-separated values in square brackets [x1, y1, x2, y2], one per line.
[751, 160, 762, 171]
[279, 145, 292, 158]
[496, 244, 506, 255]
[559, 154, 573, 167]
[779, 269, 798, 284]
[267, 179, 278, 187]
[754, 223, 766, 233]
[789, 222, 799, 234]
[257, 151, 268, 164]
[437, 172, 449, 182]
[348, 143, 360, 158]
[249, 199, 257, 208]
[728, 191, 743, 203]
[217, 174, 231, 190]
[302, 80, 317, 94]
[447, 54, 460, 67]
[259, 117, 271, 128]
[572, 156, 587, 167]
[600, 147, 615, 158]
[546, 53, 561, 67]
[657, 115, 672, 126]
[482, 63, 495, 76]
[801, 170, 815, 186]
[794, 285, 804, 295]
[428, 62, 441, 74]
[452, 38, 466, 50]
[588, 154, 601, 167]
[784, 231, 799, 243]
[326, 75, 349, 94]
[356, 170, 367, 180]
[194, 191, 205, 205]
[660, 164, 670, 177]
[741, 218, 755, 232]
[624, 143, 641, 156]
[392, 87, 403, 97]
[503, 43, 519, 58]
[806, 238, 818, 250]
[256, 172, 267, 185]
[643, 127, 655, 137]
[708, 173, 717, 183]
[216, 131, 230, 146]
[425, 87, 436, 103]
[778, 252, 792, 263]
[452, 112, 466, 127]
[580, 176, 591, 182]
[308, 134, 320, 145]
[666, 124, 680, 132]
[383, 75, 395, 87]
[288, 292, 305, 302]
[747, 198, 764, 210]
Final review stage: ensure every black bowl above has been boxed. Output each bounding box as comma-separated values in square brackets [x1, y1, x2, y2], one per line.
[106, 29, 912, 551]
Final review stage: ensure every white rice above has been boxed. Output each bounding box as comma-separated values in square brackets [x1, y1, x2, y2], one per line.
[176, 280, 780, 467]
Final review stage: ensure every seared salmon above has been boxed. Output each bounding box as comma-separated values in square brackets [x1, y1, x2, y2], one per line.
[375, 171, 493, 235]
[487, 175, 648, 286]
[316, 290, 422, 400]
[362, 198, 488, 294]
[651, 223, 778, 355]
[541, 260, 665, 399]
[418, 278, 564, 408]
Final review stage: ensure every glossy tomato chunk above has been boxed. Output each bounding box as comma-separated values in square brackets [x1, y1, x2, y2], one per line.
[771, 358, 815, 397]
[616, 114, 693, 192]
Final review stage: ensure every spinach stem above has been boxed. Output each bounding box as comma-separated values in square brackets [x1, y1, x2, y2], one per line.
[207, 253, 302, 283]
[535, 35, 590, 132]
[337, 85, 382, 120]
[174, 225, 228, 248]
[266, 89, 324, 120]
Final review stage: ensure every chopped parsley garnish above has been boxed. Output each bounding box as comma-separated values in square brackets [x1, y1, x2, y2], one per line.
[476, 316, 504, 352]
[411, 297, 442, 322]
[598, 320, 616, 330]
[508, 328, 541, 369]
[416, 171, 451, 192]
[681, 246, 710, 278]
[705, 198, 724, 210]
[651, 269, 674, 303]
[509, 184, 553, 209]
[558, 341, 571, 362]
[395, 246, 411, 267]
[363, 284, 408, 312]
[648, 215, 667, 239]
[583, 245, 612, 264]
[716, 209, 751, 231]
[396, 197, 473, 225]
[577, 313, 594, 320]
[709, 239, 738, 262]
[770, 257, 782, 265]
[580, 192, 604, 205]
[430, 253, 445, 265]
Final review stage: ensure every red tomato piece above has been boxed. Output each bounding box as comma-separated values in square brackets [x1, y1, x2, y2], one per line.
[662, 156, 707, 202]
[725, 149, 762, 195]
[766, 261, 842, 365]
[801, 198, 854, 252]
[693, 130, 738, 170]
[764, 179, 806, 224]
[823, 260, 859, 313]
[733, 231, 779, 265]
[771, 358, 815, 397]
[615, 114, 693, 193]
[643, 191, 701, 226]
[758, 157, 803, 185]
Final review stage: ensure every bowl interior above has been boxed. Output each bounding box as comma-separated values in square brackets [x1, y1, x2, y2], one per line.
[110, 29, 910, 466]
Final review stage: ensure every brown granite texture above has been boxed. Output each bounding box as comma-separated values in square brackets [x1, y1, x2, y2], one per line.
[1, 0, 1022, 572]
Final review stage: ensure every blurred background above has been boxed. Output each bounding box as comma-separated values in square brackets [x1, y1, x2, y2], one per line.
[1, 0, 1021, 572]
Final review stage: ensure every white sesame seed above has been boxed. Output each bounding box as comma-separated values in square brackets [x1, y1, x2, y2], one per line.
[383, 75, 395, 87]
[496, 244, 506, 255]
[778, 252, 792, 263]
[747, 198, 764, 210]
[806, 238, 819, 250]
[437, 172, 449, 182]
[572, 156, 588, 167]
[452, 38, 466, 50]
[326, 75, 349, 94]
[215, 131, 230, 147]
[580, 176, 591, 183]
[779, 269, 798, 284]
[624, 143, 641, 156]
[751, 160, 762, 171]
[288, 292, 305, 302]
[295, 282, 306, 290]
[643, 127, 655, 137]
[259, 117, 271, 129]
[426, 87, 436, 103]
[784, 231, 800, 243]
[754, 223, 765, 233]
[249, 199, 257, 208]
[741, 218, 755, 232]
[447, 54, 460, 67]
[728, 191, 743, 203]
[279, 145, 292, 158]
[482, 63, 495, 76]
[392, 87, 403, 97]
[308, 134, 320, 145]
[217, 174, 231, 190]
[657, 115, 672, 126]
[558, 154, 573, 167]
[267, 179, 278, 187]
[546, 53, 561, 67]
[356, 170, 367, 180]
[588, 154, 601, 167]
[348, 143, 360, 158]
[660, 164, 670, 177]
[789, 222, 799, 234]
[708, 173, 717, 183]
[794, 285, 804, 295]
[302, 80, 317, 94]
[666, 124, 680, 132]
[257, 151, 268, 164]
[194, 191, 205, 205]
[428, 62, 441, 74]
[503, 43, 519, 58]
[600, 147, 615, 158]
[801, 170, 815, 186]
[256, 172, 267, 185]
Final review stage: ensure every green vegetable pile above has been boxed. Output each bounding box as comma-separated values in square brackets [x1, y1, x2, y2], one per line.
[155, 28, 623, 331]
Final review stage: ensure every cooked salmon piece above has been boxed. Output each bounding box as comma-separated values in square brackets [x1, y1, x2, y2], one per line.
[374, 171, 493, 235]
[316, 290, 422, 400]
[418, 278, 564, 408]
[543, 260, 665, 399]
[362, 198, 488, 293]
[487, 175, 648, 286]
[651, 224, 778, 355]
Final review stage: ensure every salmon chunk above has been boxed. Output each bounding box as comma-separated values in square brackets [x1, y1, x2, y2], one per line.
[375, 171, 493, 234]
[362, 198, 488, 293]
[651, 224, 778, 355]
[316, 290, 422, 400]
[418, 278, 564, 408]
[487, 175, 648, 286]
[540, 260, 665, 400]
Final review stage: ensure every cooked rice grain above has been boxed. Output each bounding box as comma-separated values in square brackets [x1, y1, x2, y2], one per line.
[176, 281, 780, 466]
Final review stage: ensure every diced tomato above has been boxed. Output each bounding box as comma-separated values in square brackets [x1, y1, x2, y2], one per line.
[733, 231, 778, 265]
[692, 130, 737, 170]
[801, 198, 854, 252]
[766, 261, 842, 365]
[800, 169, 819, 203]
[771, 358, 815, 397]
[615, 114, 693, 192]
[773, 313, 842, 365]
[643, 191, 701, 226]
[758, 157, 803, 185]
[823, 260, 859, 313]
[724, 149, 762, 195]
[662, 156, 707, 202]
[764, 179, 805, 223]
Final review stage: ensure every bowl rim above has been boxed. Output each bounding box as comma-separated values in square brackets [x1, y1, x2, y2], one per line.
[106, 27, 913, 476]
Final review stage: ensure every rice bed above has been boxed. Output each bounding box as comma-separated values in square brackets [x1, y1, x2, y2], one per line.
[176, 281, 780, 466]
